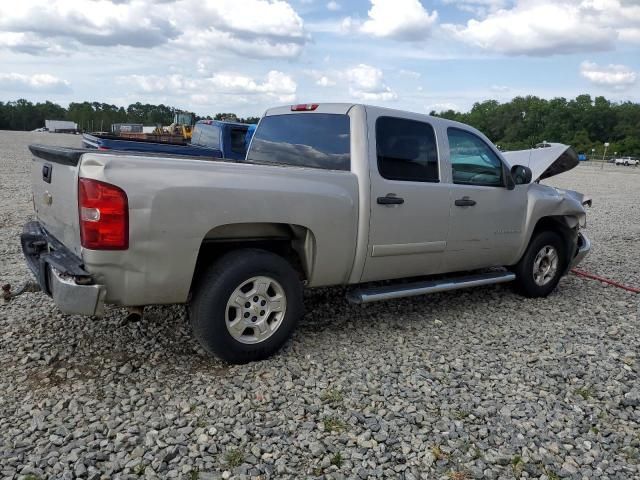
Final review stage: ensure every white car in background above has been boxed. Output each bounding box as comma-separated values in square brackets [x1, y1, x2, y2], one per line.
[614, 157, 639, 166]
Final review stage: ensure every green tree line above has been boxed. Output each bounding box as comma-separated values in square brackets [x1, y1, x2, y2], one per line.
[1, 95, 638, 156]
[432, 94, 640, 157]
[0, 100, 260, 132]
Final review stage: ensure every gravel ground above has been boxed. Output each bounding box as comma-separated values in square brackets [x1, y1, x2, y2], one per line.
[1, 130, 638, 480]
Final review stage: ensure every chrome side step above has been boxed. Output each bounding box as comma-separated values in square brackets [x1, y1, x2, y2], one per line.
[347, 271, 516, 304]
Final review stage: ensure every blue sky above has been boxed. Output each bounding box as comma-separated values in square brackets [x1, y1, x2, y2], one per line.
[0, 0, 638, 117]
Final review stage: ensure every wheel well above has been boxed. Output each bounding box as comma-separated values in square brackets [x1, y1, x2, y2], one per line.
[532, 216, 567, 237]
[189, 223, 313, 295]
[530, 216, 578, 270]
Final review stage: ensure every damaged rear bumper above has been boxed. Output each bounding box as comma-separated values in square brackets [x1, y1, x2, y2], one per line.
[20, 221, 106, 316]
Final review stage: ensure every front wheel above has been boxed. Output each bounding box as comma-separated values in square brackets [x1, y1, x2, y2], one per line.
[513, 231, 566, 298]
[190, 249, 303, 363]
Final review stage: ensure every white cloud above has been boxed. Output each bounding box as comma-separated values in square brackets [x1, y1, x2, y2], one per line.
[346, 64, 397, 101]
[444, 0, 640, 56]
[210, 71, 297, 101]
[196, 58, 209, 75]
[442, 0, 511, 16]
[340, 16, 359, 33]
[305, 65, 397, 100]
[360, 0, 438, 41]
[426, 102, 459, 112]
[490, 85, 510, 92]
[125, 74, 194, 93]
[444, 2, 608, 55]
[175, 0, 307, 59]
[0, 73, 71, 93]
[327, 1, 340, 11]
[0, 32, 69, 55]
[0, 0, 177, 49]
[0, 0, 308, 59]
[398, 69, 421, 79]
[317, 76, 337, 87]
[305, 69, 338, 87]
[125, 70, 297, 103]
[619, 27, 640, 43]
[580, 61, 637, 90]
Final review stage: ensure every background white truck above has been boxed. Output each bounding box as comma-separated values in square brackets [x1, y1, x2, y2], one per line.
[22, 103, 591, 363]
[614, 157, 638, 166]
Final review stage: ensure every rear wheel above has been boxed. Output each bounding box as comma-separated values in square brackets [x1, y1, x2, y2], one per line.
[190, 249, 303, 363]
[513, 231, 566, 298]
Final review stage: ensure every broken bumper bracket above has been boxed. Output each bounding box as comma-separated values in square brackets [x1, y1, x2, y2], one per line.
[569, 232, 591, 269]
[20, 221, 106, 316]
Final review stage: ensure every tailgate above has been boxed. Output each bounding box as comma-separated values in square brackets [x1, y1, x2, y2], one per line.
[29, 144, 83, 256]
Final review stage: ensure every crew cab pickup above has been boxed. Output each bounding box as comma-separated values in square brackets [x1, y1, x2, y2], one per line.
[82, 120, 252, 161]
[22, 103, 591, 363]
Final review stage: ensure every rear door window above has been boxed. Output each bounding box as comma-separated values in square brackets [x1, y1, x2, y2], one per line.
[245, 114, 350, 171]
[376, 117, 439, 182]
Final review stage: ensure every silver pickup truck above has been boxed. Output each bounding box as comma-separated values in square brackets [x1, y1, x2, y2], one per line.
[22, 103, 591, 363]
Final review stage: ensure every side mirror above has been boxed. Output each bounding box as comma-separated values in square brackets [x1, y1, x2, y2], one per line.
[511, 165, 533, 185]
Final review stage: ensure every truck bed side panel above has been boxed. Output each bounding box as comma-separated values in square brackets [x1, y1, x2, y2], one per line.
[78, 153, 359, 305]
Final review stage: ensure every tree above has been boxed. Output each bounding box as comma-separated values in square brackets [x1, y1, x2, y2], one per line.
[430, 94, 640, 156]
[0, 96, 638, 157]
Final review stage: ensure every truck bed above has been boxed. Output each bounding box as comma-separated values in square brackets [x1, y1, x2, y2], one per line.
[28, 144, 360, 306]
[82, 133, 223, 158]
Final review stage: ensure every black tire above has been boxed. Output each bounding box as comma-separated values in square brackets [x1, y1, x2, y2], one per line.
[190, 249, 303, 364]
[513, 230, 566, 298]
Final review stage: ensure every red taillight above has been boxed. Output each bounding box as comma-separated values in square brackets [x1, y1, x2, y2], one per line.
[291, 103, 319, 111]
[97, 146, 110, 151]
[78, 178, 128, 250]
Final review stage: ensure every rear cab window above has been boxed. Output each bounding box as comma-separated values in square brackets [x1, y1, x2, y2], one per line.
[193, 123, 221, 149]
[245, 114, 350, 170]
[375, 116, 439, 182]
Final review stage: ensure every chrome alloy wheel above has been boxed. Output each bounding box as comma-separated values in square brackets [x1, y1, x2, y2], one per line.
[225, 276, 287, 344]
[532, 245, 559, 286]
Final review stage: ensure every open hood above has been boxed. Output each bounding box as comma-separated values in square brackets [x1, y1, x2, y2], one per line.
[502, 143, 579, 181]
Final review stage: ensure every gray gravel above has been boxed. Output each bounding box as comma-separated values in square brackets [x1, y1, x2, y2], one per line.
[1, 130, 639, 480]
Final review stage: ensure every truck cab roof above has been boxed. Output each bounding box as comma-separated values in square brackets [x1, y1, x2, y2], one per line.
[263, 103, 479, 131]
[262, 103, 579, 181]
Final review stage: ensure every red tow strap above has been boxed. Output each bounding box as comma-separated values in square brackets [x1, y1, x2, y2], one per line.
[571, 268, 640, 294]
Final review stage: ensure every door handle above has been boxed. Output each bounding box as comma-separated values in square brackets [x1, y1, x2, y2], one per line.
[454, 196, 476, 207]
[377, 194, 404, 205]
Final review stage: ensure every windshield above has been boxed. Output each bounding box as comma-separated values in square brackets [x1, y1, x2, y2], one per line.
[175, 112, 194, 125]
